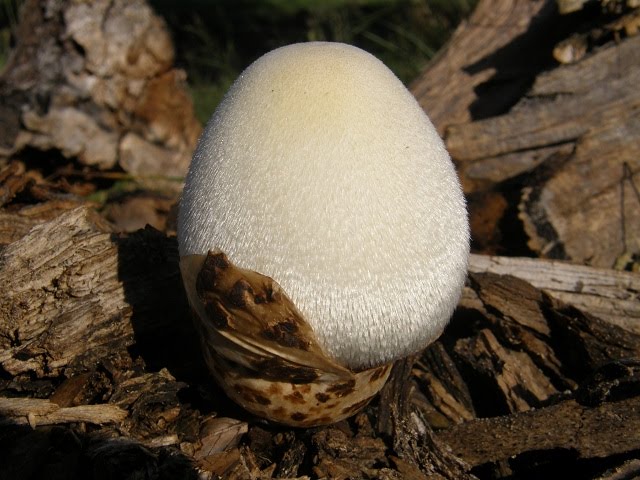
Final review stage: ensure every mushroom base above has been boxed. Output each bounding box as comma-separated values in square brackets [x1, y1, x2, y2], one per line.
[202, 341, 391, 427]
[180, 250, 391, 427]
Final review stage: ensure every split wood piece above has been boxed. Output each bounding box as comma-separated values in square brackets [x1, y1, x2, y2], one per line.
[596, 459, 640, 480]
[103, 192, 177, 233]
[0, 162, 92, 245]
[376, 357, 475, 479]
[467, 253, 640, 334]
[0, 211, 43, 245]
[195, 417, 248, 458]
[413, 343, 476, 428]
[311, 428, 390, 479]
[446, 31, 640, 266]
[193, 445, 278, 480]
[0, 161, 30, 206]
[450, 271, 640, 418]
[0, 206, 190, 378]
[413, 0, 640, 264]
[454, 328, 559, 414]
[0, 199, 90, 246]
[437, 395, 640, 467]
[518, 37, 640, 266]
[446, 34, 640, 190]
[0, 397, 127, 427]
[553, 9, 640, 63]
[273, 434, 307, 479]
[410, 0, 553, 134]
[108, 368, 196, 442]
[472, 270, 640, 375]
[0, 207, 125, 376]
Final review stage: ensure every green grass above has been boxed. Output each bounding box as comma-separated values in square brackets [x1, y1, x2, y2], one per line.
[189, 80, 235, 127]
[150, 0, 477, 123]
[0, 0, 20, 71]
[0, 0, 476, 122]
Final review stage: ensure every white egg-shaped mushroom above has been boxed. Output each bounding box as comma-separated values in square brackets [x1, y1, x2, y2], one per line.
[178, 42, 469, 425]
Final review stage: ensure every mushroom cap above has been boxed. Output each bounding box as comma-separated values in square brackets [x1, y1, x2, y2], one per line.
[178, 42, 469, 370]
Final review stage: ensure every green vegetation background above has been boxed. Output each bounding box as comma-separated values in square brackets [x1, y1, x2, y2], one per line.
[0, 0, 477, 123]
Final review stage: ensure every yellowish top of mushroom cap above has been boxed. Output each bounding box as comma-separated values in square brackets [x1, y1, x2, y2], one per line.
[178, 42, 469, 370]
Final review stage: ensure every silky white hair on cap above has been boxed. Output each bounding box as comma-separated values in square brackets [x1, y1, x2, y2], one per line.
[178, 42, 469, 370]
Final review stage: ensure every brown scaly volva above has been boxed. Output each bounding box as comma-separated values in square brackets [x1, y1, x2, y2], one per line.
[181, 251, 392, 427]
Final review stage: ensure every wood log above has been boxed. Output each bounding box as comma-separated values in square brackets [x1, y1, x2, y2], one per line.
[413, 0, 640, 266]
[0, 205, 200, 382]
[446, 34, 640, 266]
[410, 0, 554, 134]
[438, 395, 640, 467]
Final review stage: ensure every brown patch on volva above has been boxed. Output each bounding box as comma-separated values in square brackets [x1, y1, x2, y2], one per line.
[209, 251, 231, 270]
[254, 285, 275, 304]
[234, 385, 272, 406]
[298, 384, 311, 394]
[290, 412, 308, 422]
[252, 358, 319, 383]
[253, 394, 272, 406]
[267, 383, 281, 395]
[315, 392, 331, 403]
[196, 251, 229, 294]
[261, 319, 310, 350]
[284, 391, 306, 405]
[370, 365, 390, 382]
[229, 279, 254, 308]
[201, 301, 230, 329]
[326, 380, 356, 398]
[341, 396, 374, 416]
[272, 407, 286, 418]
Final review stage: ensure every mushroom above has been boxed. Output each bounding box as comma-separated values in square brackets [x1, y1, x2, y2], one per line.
[178, 42, 469, 427]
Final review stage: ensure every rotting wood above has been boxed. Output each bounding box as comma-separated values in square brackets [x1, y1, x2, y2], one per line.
[446, 39, 640, 187]
[0, 205, 193, 381]
[0, 207, 133, 377]
[413, 342, 476, 428]
[444, 34, 640, 266]
[377, 356, 475, 479]
[437, 395, 640, 467]
[557, 0, 640, 15]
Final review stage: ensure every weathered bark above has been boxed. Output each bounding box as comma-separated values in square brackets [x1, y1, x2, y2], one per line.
[468, 254, 640, 333]
[438, 394, 640, 467]
[446, 34, 640, 266]
[413, 0, 640, 267]
[410, 0, 554, 134]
